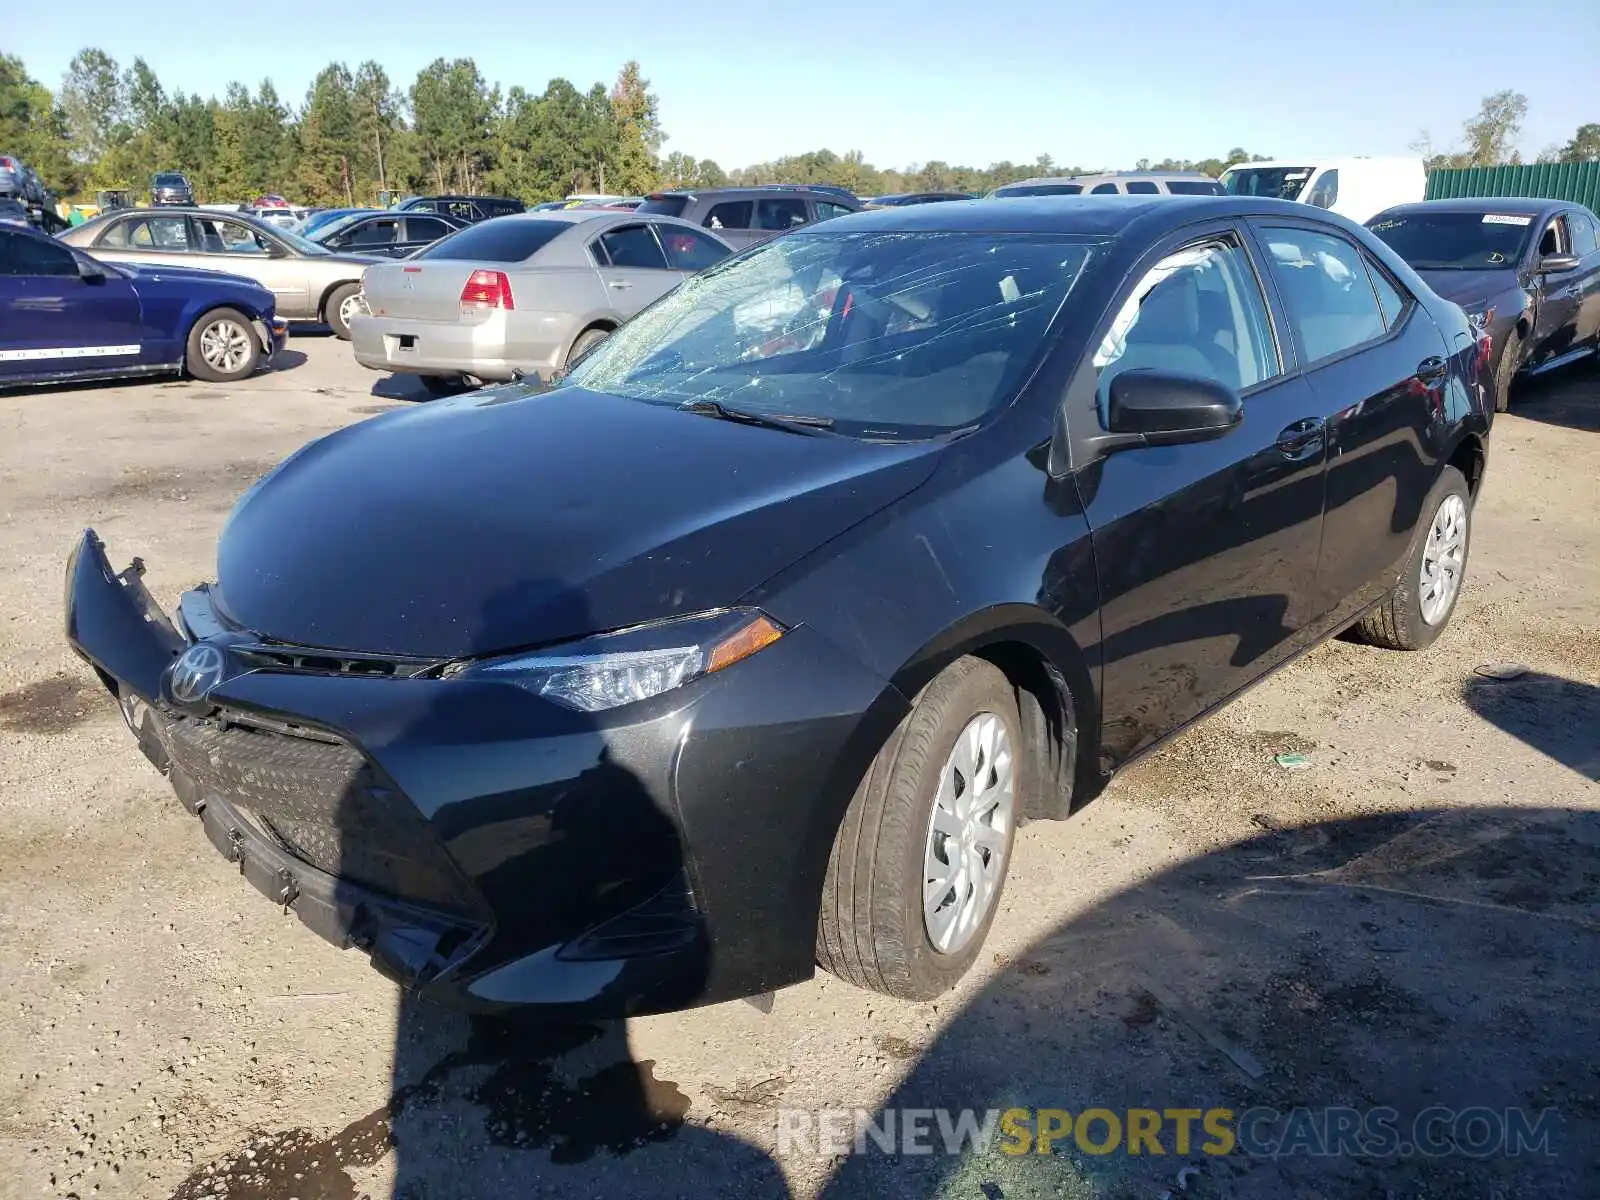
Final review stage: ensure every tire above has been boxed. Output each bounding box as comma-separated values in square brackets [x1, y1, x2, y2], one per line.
[324, 282, 365, 340]
[566, 326, 611, 368]
[1352, 465, 1471, 651]
[817, 657, 1026, 1000]
[185, 308, 261, 383]
[1492, 330, 1521, 413]
[417, 374, 468, 399]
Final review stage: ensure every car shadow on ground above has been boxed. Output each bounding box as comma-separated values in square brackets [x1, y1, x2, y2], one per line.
[269, 348, 309, 373]
[167, 802, 1600, 1199]
[1463, 671, 1600, 783]
[1509, 364, 1600, 433]
[369, 373, 445, 402]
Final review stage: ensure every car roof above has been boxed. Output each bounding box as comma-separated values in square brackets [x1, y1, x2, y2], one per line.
[650, 186, 849, 199]
[1374, 197, 1573, 219]
[805, 194, 1334, 237]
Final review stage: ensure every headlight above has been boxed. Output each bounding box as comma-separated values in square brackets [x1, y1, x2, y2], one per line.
[450, 608, 785, 712]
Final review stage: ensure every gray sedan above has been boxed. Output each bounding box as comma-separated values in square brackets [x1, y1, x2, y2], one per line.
[61, 208, 384, 338]
[350, 210, 733, 394]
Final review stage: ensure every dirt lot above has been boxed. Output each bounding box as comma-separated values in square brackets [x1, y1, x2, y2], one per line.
[1, 338, 1596, 1200]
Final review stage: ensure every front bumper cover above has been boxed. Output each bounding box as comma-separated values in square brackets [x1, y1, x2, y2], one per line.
[63, 530, 903, 1015]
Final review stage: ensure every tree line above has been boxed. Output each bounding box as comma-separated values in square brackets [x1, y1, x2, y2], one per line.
[2, 52, 1595, 207]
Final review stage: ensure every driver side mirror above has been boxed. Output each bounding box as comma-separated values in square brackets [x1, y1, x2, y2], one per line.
[1538, 254, 1580, 275]
[75, 257, 106, 283]
[264, 241, 288, 258]
[1103, 369, 1243, 447]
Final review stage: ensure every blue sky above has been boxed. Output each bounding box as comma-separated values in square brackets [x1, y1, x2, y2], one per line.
[8, 0, 1596, 171]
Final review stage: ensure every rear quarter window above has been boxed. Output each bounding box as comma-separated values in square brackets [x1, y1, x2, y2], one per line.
[413, 219, 571, 263]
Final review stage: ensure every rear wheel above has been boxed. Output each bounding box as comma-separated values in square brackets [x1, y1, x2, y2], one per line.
[566, 326, 611, 368]
[1352, 465, 1471, 651]
[817, 657, 1025, 1000]
[1493, 330, 1521, 413]
[185, 308, 261, 383]
[325, 282, 365, 340]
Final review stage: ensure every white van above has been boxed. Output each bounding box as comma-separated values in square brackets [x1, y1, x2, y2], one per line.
[1218, 158, 1426, 225]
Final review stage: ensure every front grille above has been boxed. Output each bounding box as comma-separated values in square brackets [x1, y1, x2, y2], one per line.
[231, 643, 447, 680]
[158, 712, 474, 915]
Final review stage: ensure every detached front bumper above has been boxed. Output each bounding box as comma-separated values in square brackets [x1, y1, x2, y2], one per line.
[63, 530, 900, 1016]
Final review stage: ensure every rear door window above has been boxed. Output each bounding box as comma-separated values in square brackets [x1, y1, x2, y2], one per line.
[703, 200, 752, 231]
[105, 214, 191, 250]
[1259, 226, 1388, 364]
[755, 197, 809, 231]
[414, 219, 570, 262]
[1126, 181, 1160, 195]
[597, 224, 669, 270]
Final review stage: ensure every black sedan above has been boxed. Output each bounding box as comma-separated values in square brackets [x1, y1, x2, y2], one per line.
[1367, 197, 1600, 411]
[65, 196, 1492, 1016]
[307, 210, 467, 258]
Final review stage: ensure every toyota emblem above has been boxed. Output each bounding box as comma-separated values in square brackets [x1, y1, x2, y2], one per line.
[169, 643, 226, 703]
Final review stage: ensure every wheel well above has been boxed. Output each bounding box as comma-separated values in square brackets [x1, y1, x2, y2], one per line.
[971, 640, 1087, 823]
[1449, 434, 1486, 498]
[566, 320, 617, 363]
[317, 279, 361, 321]
[1514, 315, 1530, 340]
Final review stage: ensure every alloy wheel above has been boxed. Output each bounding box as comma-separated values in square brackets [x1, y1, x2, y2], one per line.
[199, 320, 251, 374]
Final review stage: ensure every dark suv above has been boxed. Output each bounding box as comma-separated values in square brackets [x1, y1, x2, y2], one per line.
[395, 195, 525, 224]
[636, 186, 862, 248]
[150, 172, 195, 206]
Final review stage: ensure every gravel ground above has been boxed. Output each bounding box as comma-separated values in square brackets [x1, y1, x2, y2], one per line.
[0, 339, 1596, 1200]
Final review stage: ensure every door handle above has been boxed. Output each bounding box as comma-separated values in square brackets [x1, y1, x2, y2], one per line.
[1415, 356, 1448, 384]
[1276, 416, 1326, 458]
[608, 280, 632, 289]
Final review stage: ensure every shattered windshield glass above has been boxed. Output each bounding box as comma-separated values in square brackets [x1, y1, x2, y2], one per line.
[561, 231, 1097, 439]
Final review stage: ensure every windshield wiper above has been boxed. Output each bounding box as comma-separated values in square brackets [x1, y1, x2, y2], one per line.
[676, 398, 835, 435]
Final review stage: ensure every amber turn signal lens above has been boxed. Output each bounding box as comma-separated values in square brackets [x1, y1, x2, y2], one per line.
[706, 614, 784, 675]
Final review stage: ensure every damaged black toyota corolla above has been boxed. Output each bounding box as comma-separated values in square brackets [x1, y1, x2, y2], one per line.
[66, 197, 1492, 1016]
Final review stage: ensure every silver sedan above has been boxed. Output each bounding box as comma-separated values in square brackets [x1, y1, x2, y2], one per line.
[350, 210, 733, 394]
[60, 208, 384, 338]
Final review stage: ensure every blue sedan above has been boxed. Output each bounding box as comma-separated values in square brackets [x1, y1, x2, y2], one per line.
[0, 223, 287, 388]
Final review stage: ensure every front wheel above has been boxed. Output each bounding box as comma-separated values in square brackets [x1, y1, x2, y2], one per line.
[1352, 465, 1471, 651]
[325, 282, 365, 340]
[817, 657, 1025, 1000]
[185, 308, 261, 383]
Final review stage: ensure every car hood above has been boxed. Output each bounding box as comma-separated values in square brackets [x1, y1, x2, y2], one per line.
[1413, 268, 1521, 309]
[118, 262, 266, 292]
[215, 385, 942, 657]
